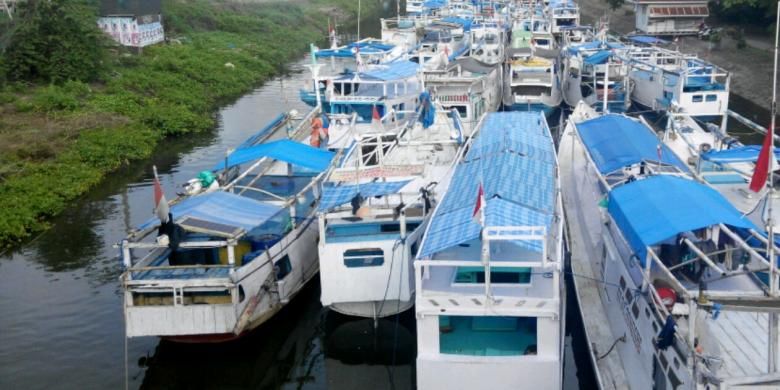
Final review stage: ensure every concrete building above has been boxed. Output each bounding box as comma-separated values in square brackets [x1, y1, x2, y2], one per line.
[633, 0, 709, 36]
[98, 0, 164, 48]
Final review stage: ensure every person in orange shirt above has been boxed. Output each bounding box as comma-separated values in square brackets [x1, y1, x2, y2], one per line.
[310, 115, 329, 148]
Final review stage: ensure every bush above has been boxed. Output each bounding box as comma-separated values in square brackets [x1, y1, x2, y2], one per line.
[30, 85, 82, 112]
[4, 0, 108, 84]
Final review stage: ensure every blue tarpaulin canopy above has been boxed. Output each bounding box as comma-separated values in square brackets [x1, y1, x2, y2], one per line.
[137, 191, 282, 233]
[702, 145, 780, 163]
[441, 16, 473, 31]
[567, 41, 624, 56]
[418, 112, 556, 258]
[576, 114, 689, 174]
[316, 40, 396, 58]
[423, 0, 447, 9]
[340, 60, 419, 82]
[318, 180, 412, 211]
[212, 139, 334, 172]
[583, 50, 613, 65]
[607, 175, 758, 263]
[628, 35, 668, 45]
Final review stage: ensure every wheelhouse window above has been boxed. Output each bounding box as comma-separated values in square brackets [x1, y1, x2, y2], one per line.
[705, 94, 717, 102]
[452, 267, 532, 284]
[692, 95, 703, 103]
[439, 316, 538, 356]
[343, 248, 384, 267]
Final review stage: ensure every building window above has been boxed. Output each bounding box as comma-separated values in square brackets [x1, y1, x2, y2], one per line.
[343, 248, 384, 267]
[439, 316, 538, 356]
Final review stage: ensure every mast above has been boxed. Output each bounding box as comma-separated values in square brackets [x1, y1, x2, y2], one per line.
[769, 0, 780, 374]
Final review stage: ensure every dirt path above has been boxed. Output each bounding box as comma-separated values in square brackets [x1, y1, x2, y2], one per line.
[575, 0, 774, 111]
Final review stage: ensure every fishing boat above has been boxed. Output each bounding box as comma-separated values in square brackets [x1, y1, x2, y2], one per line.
[560, 102, 780, 388]
[504, 47, 562, 117]
[415, 19, 472, 67]
[302, 58, 423, 149]
[624, 45, 730, 118]
[381, 17, 423, 48]
[547, 0, 579, 36]
[511, 16, 556, 51]
[423, 57, 503, 135]
[119, 110, 337, 342]
[562, 38, 632, 112]
[317, 93, 464, 319]
[469, 21, 507, 65]
[414, 111, 565, 389]
[299, 39, 412, 111]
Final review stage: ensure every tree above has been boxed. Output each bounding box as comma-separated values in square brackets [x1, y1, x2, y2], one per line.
[4, 0, 107, 84]
[605, 0, 626, 11]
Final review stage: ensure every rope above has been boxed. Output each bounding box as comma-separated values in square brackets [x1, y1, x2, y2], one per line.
[596, 334, 626, 361]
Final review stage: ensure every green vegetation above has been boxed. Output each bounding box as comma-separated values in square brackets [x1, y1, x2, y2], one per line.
[0, 0, 377, 247]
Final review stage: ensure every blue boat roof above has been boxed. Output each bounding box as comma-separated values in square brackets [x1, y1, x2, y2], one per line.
[567, 41, 624, 55]
[212, 139, 334, 172]
[418, 112, 556, 258]
[608, 175, 758, 263]
[628, 35, 668, 45]
[441, 16, 473, 30]
[423, 0, 447, 8]
[702, 145, 780, 163]
[575, 114, 689, 174]
[339, 60, 419, 82]
[316, 40, 396, 58]
[583, 50, 613, 65]
[318, 180, 412, 211]
[137, 191, 282, 233]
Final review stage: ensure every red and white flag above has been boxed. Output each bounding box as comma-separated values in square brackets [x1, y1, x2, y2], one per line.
[371, 105, 383, 131]
[749, 125, 776, 192]
[472, 182, 485, 226]
[153, 166, 170, 223]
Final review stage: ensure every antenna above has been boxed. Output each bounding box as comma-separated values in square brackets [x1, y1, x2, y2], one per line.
[768, 0, 780, 374]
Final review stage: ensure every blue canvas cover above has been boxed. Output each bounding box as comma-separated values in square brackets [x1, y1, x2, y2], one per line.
[137, 191, 282, 232]
[212, 139, 335, 172]
[318, 180, 412, 211]
[418, 112, 556, 258]
[702, 145, 780, 163]
[316, 41, 396, 58]
[583, 50, 612, 65]
[567, 41, 624, 56]
[607, 175, 758, 263]
[351, 61, 419, 81]
[628, 35, 668, 45]
[576, 114, 689, 174]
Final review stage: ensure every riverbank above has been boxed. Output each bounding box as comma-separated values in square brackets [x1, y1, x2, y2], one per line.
[0, 0, 376, 248]
[576, 0, 774, 112]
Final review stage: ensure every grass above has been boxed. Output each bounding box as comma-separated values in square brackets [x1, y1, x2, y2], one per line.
[0, 0, 379, 247]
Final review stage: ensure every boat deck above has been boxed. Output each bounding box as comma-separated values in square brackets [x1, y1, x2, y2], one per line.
[709, 311, 774, 379]
[560, 130, 630, 390]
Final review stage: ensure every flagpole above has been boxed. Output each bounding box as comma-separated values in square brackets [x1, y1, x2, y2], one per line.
[768, 0, 780, 374]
